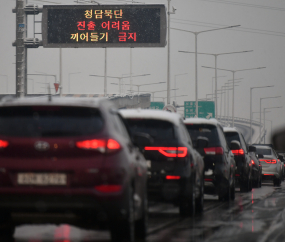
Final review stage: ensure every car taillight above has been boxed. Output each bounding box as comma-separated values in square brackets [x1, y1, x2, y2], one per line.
[204, 178, 213, 181]
[144, 147, 187, 158]
[260, 159, 277, 164]
[204, 147, 223, 155]
[0, 140, 9, 148]
[251, 160, 255, 165]
[231, 149, 244, 155]
[166, 175, 181, 180]
[76, 139, 121, 153]
[94, 185, 122, 193]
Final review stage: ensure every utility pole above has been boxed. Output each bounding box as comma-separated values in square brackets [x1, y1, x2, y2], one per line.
[13, 1, 42, 97]
[167, 0, 175, 105]
[15, 0, 27, 97]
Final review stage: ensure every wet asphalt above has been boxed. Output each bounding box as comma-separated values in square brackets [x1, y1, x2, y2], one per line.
[6, 181, 285, 242]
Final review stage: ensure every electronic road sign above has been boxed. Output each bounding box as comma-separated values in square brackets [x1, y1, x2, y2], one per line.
[42, 5, 167, 48]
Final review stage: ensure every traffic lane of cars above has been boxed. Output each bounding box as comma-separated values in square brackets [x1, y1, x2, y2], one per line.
[10, 184, 277, 242]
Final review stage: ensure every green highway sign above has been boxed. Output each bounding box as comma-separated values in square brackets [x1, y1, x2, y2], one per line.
[150, 102, 165, 110]
[184, 101, 215, 119]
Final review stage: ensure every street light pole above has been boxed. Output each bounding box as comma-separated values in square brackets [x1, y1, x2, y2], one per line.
[212, 76, 226, 101]
[174, 73, 187, 102]
[259, 96, 281, 143]
[263, 107, 281, 143]
[173, 25, 240, 117]
[179, 49, 250, 117]
[202, 66, 266, 127]
[249, 85, 273, 144]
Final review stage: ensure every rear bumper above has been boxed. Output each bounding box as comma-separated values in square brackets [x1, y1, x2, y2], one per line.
[147, 175, 193, 202]
[0, 188, 129, 220]
[262, 172, 280, 180]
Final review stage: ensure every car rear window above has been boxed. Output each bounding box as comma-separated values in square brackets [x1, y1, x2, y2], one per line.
[185, 124, 220, 147]
[224, 132, 240, 147]
[125, 119, 175, 141]
[0, 106, 104, 137]
[256, 148, 272, 155]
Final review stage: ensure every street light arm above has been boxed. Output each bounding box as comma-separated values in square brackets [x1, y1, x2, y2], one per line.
[198, 25, 241, 34]
[251, 85, 274, 89]
[179, 50, 252, 56]
[124, 81, 165, 86]
[171, 28, 196, 34]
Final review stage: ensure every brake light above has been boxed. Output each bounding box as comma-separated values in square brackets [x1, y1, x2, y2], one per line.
[204, 178, 213, 181]
[204, 147, 223, 155]
[263, 174, 274, 176]
[144, 147, 187, 158]
[251, 160, 255, 165]
[94, 185, 122, 193]
[76, 139, 121, 153]
[235, 174, 240, 177]
[166, 175, 181, 180]
[231, 149, 244, 155]
[0, 140, 8, 148]
[107, 139, 120, 150]
[260, 159, 277, 164]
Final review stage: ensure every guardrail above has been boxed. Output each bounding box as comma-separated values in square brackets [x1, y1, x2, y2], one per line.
[216, 116, 265, 144]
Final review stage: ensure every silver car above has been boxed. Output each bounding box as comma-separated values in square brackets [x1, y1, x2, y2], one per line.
[253, 144, 282, 186]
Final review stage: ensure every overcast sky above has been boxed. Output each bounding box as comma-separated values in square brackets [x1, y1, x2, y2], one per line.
[1, 0, 285, 141]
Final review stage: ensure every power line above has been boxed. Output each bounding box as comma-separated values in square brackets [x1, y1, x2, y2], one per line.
[198, 0, 285, 12]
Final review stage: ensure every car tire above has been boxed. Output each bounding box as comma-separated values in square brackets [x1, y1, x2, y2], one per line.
[179, 178, 195, 217]
[230, 175, 235, 201]
[135, 190, 148, 241]
[0, 212, 15, 238]
[195, 176, 204, 213]
[110, 186, 135, 242]
[259, 175, 262, 188]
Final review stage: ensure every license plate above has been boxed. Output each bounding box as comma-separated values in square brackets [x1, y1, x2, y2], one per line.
[17, 173, 67, 186]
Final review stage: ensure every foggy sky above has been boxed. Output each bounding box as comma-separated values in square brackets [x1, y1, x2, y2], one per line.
[1, 0, 285, 142]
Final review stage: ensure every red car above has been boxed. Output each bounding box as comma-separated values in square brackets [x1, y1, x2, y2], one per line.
[0, 97, 148, 242]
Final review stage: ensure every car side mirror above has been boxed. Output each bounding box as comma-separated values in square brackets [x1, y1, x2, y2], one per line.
[230, 140, 241, 150]
[133, 132, 153, 151]
[196, 136, 209, 149]
[258, 154, 264, 158]
[248, 145, 256, 153]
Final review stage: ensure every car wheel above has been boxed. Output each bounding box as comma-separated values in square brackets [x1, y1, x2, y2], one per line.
[230, 175, 235, 201]
[135, 190, 148, 241]
[195, 176, 204, 213]
[249, 177, 253, 191]
[0, 212, 15, 238]
[259, 175, 262, 188]
[179, 178, 195, 217]
[110, 186, 135, 242]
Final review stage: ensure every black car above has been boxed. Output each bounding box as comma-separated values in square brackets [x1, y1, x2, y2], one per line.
[0, 97, 148, 242]
[184, 118, 236, 201]
[224, 127, 253, 192]
[120, 109, 205, 216]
